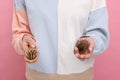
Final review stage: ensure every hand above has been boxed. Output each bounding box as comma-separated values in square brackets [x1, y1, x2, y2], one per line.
[74, 36, 94, 61]
[22, 34, 37, 55]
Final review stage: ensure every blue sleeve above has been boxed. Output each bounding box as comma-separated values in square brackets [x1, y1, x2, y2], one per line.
[83, 1, 110, 55]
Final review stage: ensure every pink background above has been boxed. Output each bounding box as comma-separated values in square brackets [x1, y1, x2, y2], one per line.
[0, 0, 120, 80]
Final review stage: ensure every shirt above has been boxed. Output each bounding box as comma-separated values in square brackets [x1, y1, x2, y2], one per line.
[12, 0, 109, 75]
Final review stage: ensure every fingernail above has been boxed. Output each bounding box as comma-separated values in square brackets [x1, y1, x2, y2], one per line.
[89, 47, 92, 52]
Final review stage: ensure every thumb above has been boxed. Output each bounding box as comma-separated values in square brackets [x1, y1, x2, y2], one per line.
[88, 37, 94, 52]
[27, 38, 36, 49]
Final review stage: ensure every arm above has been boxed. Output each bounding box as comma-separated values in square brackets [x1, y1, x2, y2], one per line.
[74, 0, 110, 60]
[83, 0, 110, 55]
[12, 0, 34, 55]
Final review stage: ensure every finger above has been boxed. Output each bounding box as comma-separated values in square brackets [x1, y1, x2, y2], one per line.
[27, 38, 36, 49]
[89, 44, 94, 52]
[22, 41, 29, 53]
[23, 35, 37, 48]
[88, 38, 94, 52]
[74, 47, 86, 60]
[75, 53, 81, 58]
[80, 52, 92, 59]
[80, 55, 84, 59]
[89, 47, 93, 52]
[77, 55, 85, 61]
[74, 46, 79, 54]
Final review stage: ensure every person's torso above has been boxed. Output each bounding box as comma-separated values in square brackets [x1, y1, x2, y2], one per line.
[25, 0, 94, 75]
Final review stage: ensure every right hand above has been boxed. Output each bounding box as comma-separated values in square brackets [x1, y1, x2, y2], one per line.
[21, 34, 37, 55]
[74, 36, 94, 61]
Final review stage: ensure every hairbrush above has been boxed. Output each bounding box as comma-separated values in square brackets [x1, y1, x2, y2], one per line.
[25, 48, 38, 63]
[76, 36, 90, 54]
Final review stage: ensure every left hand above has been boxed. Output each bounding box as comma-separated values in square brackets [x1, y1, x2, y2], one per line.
[74, 36, 94, 61]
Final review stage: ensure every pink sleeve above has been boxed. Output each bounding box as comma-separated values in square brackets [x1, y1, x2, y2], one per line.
[12, 7, 32, 55]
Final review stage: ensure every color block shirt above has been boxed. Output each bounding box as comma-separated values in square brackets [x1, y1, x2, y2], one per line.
[12, 0, 109, 75]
